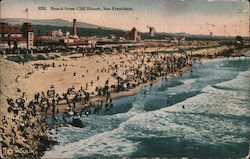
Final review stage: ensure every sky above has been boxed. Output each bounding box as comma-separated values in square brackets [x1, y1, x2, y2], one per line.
[0, 0, 249, 36]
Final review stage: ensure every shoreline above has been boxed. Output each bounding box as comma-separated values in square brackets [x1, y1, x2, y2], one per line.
[45, 65, 192, 116]
[1, 44, 249, 158]
[42, 51, 249, 158]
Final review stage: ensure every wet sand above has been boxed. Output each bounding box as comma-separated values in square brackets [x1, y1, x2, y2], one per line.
[0, 43, 236, 158]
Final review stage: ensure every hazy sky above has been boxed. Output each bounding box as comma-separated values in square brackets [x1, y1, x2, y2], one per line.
[1, 0, 249, 36]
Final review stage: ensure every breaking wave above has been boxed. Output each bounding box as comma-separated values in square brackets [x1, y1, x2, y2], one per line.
[43, 58, 250, 158]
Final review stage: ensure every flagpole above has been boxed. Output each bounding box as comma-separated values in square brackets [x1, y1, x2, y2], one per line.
[26, 8, 29, 23]
[23, 8, 28, 23]
[0, 0, 2, 20]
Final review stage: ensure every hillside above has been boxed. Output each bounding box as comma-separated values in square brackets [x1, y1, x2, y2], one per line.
[1, 18, 114, 29]
[32, 25, 125, 37]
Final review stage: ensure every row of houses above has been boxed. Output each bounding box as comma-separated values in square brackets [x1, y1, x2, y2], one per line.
[0, 23, 142, 49]
[0, 19, 186, 50]
[0, 22, 34, 49]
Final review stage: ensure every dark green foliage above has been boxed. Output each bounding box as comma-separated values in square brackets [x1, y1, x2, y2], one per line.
[154, 45, 219, 54]
[6, 55, 51, 63]
[36, 55, 50, 60]
[6, 56, 24, 63]
[53, 54, 60, 58]
[60, 52, 70, 56]
[32, 25, 125, 37]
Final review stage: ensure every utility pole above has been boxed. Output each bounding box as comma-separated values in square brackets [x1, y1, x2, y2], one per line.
[248, 0, 250, 37]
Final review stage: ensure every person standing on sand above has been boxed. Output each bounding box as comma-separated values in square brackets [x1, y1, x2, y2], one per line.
[0, 129, 4, 159]
[86, 83, 88, 90]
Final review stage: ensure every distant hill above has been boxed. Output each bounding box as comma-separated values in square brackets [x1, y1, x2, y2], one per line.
[1, 18, 118, 30]
[31, 24, 125, 37]
[2, 18, 231, 40]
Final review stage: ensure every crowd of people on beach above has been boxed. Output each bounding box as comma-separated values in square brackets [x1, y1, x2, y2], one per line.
[1, 48, 195, 158]
[1, 96, 47, 157]
[0, 37, 246, 158]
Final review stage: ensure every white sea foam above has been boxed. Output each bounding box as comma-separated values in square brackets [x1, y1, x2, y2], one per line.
[43, 125, 139, 158]
[119, 68, 250, 146]
[215, 69, 250, 91]
[182, 78, 197, 85]
[43, 59, 250, 158]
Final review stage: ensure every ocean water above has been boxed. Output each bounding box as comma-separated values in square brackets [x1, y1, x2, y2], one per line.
[43, 56, 250, 158]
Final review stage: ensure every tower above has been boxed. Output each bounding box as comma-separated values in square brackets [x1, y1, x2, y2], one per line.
[22, 23, 34, 49]
[73, 19, 77, 36]
[147, 26, 156, 37]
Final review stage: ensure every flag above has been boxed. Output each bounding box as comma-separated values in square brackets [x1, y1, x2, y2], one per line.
[23, 8, 28, 13]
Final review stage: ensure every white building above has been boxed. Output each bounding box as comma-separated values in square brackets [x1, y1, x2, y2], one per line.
[0, 22, 34, 49]
[52, 29, 63, 38]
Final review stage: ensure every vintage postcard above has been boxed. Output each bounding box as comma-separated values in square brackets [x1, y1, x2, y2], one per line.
[0, 0, 249, 158]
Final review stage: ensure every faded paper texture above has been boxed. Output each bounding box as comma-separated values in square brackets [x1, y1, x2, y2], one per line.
[0, 0, 250, 158]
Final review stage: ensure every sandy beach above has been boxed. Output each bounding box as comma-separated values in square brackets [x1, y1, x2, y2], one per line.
[1, 0, 250, 157]
[1, 43, 231, 101]
[0, 43, 240, 157]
